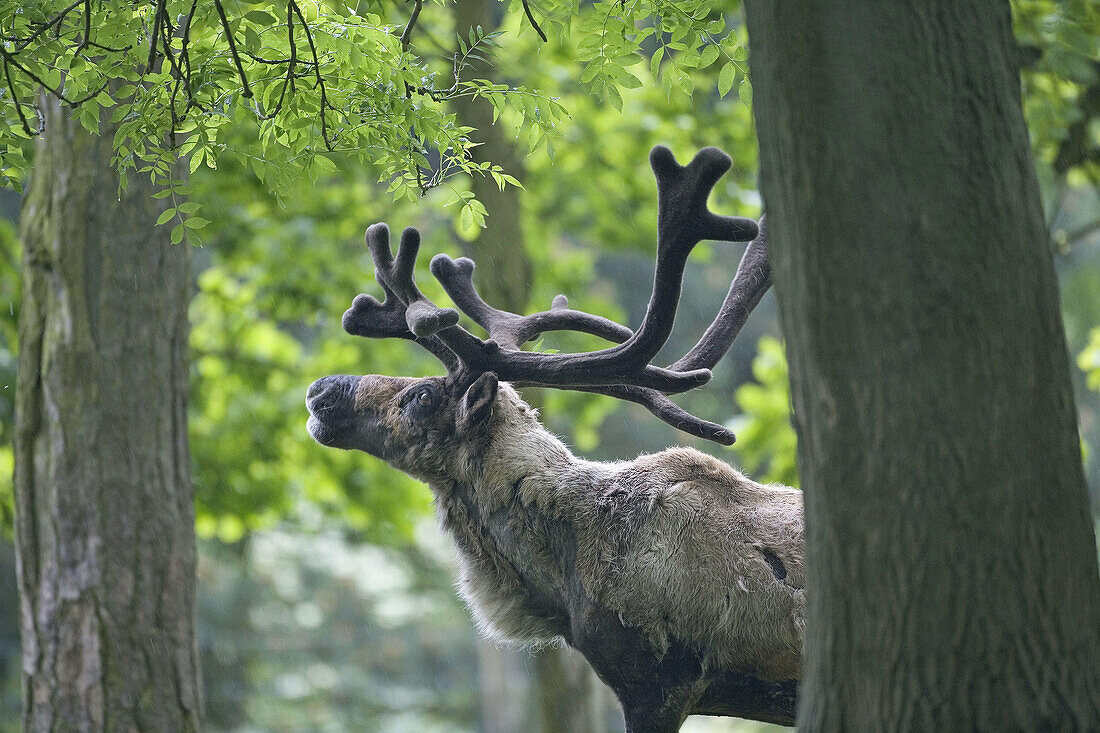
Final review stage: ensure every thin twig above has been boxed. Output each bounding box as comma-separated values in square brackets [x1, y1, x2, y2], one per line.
[401, 0, 424, 52]
[288, 0, 332, 148]
[286, 0, 296, 94]
[74, 0, 91, 55]
[146, 0, 164, 73]
[13, 0, 83, 52]
[159, 6, 182, 79]
[2, 44, 106, 110]
[521, 0, 548, 42]
[179, 0, 199, 105]
[214, 0, 253, 98]
[1, 51, 33, 135]
[66, 76, 110, 106]
[83, 40, 131, 53]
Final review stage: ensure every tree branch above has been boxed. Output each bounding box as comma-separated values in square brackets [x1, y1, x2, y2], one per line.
[146, 0, 164, 73]
[0, 46, 104, 110]
[213, 0, 253, 98]
[13, 0, 83, 53]
[0, 50, 33, 135]
[401, 0, 424, 52]
[288, 0, 332, 148]
[74, 0, 91, 55]
[521, 0, 548, 42]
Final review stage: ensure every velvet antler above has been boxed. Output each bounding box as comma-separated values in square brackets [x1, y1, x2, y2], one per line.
[341, 146, 772, 444]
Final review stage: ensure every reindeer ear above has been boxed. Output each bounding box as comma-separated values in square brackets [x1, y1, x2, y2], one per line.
[458, 373, 498, 432]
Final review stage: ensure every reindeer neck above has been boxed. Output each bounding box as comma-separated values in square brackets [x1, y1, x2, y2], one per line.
[471, 406, 618, 513]
[426, 417, 601, 641]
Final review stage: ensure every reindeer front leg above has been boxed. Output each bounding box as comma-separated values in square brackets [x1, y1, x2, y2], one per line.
[619, 686, 695, 733]
[570, 600, 706, 733]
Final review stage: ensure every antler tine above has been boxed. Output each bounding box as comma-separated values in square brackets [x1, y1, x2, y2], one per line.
[583, 384, 736, 445]
[430, 254, 633, 350]
[342, 224, 461, 370]
[342, 281, 411, 339]
[367, 224, 461, 339]
[342, 278, 462, 370]
[629, 146, 759, 368]
[670, 216, 771, 372]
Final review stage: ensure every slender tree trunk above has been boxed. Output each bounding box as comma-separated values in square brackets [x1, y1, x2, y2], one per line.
[744, 1, 1100, 728]
[450, 0, 530, 310]
[14, 97, 199, 730]
[450, 3, 606, 730]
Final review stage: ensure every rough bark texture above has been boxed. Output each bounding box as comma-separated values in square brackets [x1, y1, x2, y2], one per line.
[743, 0, 1100, 728]
[14, 97, 200, 731]
[450, 3, 605, 730]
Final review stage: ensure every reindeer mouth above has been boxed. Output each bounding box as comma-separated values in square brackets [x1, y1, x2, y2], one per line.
[306, 375, 361, 449]
[306, 375, 389, 456]
[305, 414, 340, 447]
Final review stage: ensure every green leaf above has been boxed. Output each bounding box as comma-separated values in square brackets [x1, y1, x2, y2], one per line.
[606, 84, 623, 112]
[244, 26, 261, 52]
[650, 46, 665, 80]
[719, 62, 736, 98]
[246, 10, 276, 25]
[156, 208, 177, 226]
[313, 155, 338, 174]
[739, 79, 753, 106]
[459, 202, 476, 233]
[699, 44, 720, 69]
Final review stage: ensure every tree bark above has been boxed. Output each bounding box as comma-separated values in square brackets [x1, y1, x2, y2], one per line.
[14, 97, 200, 731]
[744, 1, 1100, 728]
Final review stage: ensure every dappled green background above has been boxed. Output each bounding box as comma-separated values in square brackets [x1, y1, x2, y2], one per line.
[1, 0, 1099, 729]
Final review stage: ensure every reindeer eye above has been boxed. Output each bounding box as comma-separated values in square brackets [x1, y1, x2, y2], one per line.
[417, 390, 432, 406]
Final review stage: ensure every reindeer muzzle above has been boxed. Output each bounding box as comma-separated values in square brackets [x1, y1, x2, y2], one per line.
[306, 375, 381, 452]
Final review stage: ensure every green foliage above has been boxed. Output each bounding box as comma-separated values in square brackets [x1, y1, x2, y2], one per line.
[4, 0, 1094, 211]
[1080, 327, 1100, 466]
[732, 336, 798, 487]
[1014, 0, 1100, 190]
[544, 0, 750, 110]
[1081, 327, 1100, 393]
[0, 0, 557, 212]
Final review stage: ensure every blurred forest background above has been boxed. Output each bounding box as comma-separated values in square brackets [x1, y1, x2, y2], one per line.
[0, 0, 1098, 730]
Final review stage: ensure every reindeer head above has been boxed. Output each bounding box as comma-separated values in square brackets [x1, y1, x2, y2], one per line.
[306, 371, 507, 481]
[307, 146, 773, 473]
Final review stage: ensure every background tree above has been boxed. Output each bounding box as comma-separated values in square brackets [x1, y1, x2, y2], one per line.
[13, 96, 199, 730]
[744, 0, 1100, 726]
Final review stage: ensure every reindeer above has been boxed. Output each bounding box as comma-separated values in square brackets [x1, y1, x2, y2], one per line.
[306, 146, 803, 732]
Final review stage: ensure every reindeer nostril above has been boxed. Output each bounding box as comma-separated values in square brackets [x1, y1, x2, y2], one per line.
[307, 379, 329, 399]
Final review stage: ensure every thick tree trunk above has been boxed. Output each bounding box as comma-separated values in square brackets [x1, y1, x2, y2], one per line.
[451, 3, 606, 731]
[14, 97, 200, 730]
[744, 1, 1100, 728]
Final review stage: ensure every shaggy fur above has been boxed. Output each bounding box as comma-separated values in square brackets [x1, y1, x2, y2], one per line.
[307, 373, 805, 731]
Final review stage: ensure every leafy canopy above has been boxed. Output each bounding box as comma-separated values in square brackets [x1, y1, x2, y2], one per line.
[0, 0, 754, 220]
